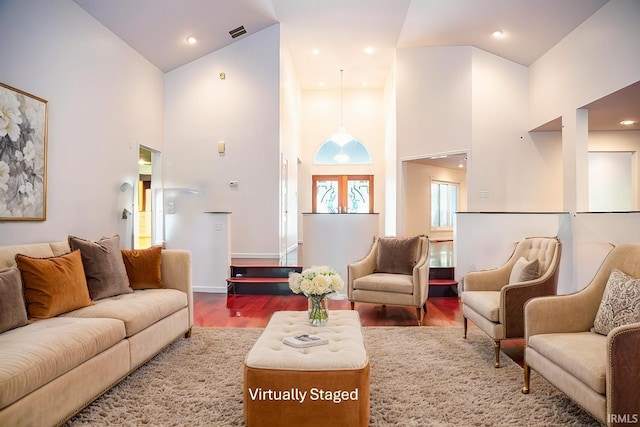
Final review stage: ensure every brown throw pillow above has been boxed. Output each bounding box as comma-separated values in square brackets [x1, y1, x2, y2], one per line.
[0, 267, 29, 332]
[68, 235, 133, 300]
[15, 250, 93, 320]
[375, 236, 420, 275]
[592, 268, 640, 335]
[509, 257, 540, 284]
[121, 246, 164, 290]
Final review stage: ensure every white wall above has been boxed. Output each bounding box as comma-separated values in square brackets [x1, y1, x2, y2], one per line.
[470, 48, 557, 212]
[279, 36, 302, 254]
[588, 152, 632, 211]
[529, 1, 640, 213]
[396, 46, 556, 218]
[529, 0, 640, 131]
[298, 88, 386, 239]
[589, 130, 640, 210]
[0, 0, 163, 246]
[395, 46, 472, 234]
[164, 24, 281, 266]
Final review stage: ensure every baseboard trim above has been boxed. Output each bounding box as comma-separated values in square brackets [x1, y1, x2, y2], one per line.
[231, 253, 280, 259]
[193, 286, 227, 293]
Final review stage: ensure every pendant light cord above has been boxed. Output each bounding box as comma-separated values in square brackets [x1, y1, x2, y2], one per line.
[340, 69, 344, 129]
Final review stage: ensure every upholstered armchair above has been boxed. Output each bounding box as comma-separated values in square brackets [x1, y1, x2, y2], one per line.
[522, 244, 640, 427]
[348, 236, 429, 325]
[461, 237, 561, 367]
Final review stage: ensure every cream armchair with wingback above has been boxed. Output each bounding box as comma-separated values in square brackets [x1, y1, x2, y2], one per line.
[522, 244, 640, 427]
[461, 237, 561, 367]
[348, 235, 429, 325]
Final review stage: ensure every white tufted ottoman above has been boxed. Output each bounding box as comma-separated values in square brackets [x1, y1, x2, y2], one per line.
[243, 310, 370, 427]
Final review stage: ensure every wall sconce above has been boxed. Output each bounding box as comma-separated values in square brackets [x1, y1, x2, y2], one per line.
[120, 182, 132, 192]
[218, 140, 226, 156]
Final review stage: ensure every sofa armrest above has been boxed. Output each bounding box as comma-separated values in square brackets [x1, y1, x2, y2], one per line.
[462, 265, 511, 292]
[501, 277, 557, 338]
[607, 322, 640, 426]
[523, 292, 598, 342]
[161, 249, 193, 326]
[347, 240, 377, 299]
[413, 238, 430, 305]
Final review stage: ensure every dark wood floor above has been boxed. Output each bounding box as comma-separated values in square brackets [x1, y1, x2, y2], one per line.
[193, 245, 524, 365]
[192, 292, 525, 366]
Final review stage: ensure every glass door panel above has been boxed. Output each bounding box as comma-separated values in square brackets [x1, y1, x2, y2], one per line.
[315, 179, 339, 213]
[347, 179, 370, 213]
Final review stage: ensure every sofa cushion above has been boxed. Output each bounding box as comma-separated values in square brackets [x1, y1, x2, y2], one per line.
[61, 289, 188, 337]
[68, 235, 133, 300]
[121, 246, 164, 290]
[461, 291, 500, 322]
[353, 273, 414, 294]
[0, 243, 55, 269]
[592, 268, 640, 335]
[509, 257, 540, 284]
[15, 250, 93, 320]
[528, 332, 607, 394]
[0, 267, 28, 333]
[375, 236, 420, 275]
[0, 316, 125, 409]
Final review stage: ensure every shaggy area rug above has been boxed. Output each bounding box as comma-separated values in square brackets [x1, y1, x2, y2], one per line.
[65, 326, 600, 426]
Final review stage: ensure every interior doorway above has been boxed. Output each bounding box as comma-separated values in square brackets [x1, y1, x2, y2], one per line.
[403, 151, 468, 239]
[134, 146, 163, 249]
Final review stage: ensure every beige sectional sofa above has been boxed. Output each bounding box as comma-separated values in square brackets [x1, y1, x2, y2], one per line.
[0, 239, 193, 427]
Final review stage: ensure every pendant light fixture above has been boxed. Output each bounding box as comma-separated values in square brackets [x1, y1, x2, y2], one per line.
[331, 69, 353, 147]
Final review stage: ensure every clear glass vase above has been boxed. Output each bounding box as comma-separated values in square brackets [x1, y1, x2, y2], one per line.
[307, 295, 329, 326]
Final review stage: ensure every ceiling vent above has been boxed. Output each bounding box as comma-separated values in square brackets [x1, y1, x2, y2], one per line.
[229, 26, 247, 39]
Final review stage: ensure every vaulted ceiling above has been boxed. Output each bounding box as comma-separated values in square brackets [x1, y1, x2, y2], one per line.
[74, 0, 638, 132]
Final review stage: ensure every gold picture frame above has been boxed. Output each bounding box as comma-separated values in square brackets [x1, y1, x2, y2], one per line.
[0, 82, 48, 221]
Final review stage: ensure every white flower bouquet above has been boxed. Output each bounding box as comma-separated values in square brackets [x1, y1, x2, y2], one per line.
[288, 265, 344, 297]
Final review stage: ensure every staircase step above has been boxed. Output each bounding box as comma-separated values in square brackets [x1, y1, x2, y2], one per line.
[227, 264, 302, 295]
[227, 278, 293, 295]
[429, 279, 458, 286]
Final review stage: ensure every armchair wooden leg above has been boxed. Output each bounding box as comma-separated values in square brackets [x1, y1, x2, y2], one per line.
[463, 317, 468, 339]
[350, 301, 355, 310]
[184, 327, 192, 339]
[416, 307, 423, 326]
[494, 340, 501, 368]
[521, 363, 530, 394]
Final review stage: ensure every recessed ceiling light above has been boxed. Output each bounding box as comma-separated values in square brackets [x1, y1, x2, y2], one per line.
[364, 46, 374, 54]
[318, 82, 324, 87]
[620, 120, 635, 126]
[362, 81, 368, 86]
[312, 49, 320, 55]
[186, 36, 197, 44]
[492, 30, 504, 38]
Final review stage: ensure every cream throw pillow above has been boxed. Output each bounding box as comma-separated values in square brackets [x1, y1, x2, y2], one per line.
[592, 268, 640, 335]
[509, 257, 540, 284]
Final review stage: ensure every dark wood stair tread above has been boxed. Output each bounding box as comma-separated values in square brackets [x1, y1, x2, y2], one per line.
[429, 279, 458, 286]
[227, 277, 290, 283]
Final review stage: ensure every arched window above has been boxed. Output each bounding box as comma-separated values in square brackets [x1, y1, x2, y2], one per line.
[314, 137, 372, 164]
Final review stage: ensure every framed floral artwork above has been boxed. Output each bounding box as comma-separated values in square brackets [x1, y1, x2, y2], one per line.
[0, 82, 48, 221]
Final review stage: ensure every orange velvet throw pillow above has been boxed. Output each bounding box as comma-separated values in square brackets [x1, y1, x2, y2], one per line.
[15, 250, 93, 320]
[121, 246, 164, 290]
